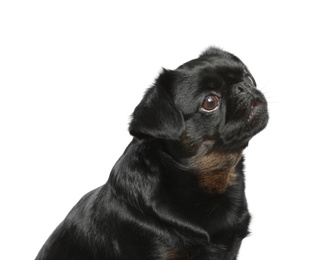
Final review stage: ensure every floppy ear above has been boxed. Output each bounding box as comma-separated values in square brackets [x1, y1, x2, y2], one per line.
[129, 69, 185, 140]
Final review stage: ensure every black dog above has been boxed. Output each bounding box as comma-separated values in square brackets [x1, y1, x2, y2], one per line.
[36, 47, 268, 260]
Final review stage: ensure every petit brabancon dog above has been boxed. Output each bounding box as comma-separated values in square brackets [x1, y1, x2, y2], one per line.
[36, 47, 268, 260]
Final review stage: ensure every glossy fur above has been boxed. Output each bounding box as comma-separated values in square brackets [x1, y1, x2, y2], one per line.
[36, 47, 268, 260]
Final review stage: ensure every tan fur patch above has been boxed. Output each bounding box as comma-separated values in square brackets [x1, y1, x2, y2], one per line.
[181, 134, 243, 193]
[166, 250, 192, 260]
[191, 150, 242, 193]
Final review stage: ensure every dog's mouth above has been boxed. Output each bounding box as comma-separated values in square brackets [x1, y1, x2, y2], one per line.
[222, 92, 268, 148]
[246, 98, 263, 123]
[228, 94, 267, 125]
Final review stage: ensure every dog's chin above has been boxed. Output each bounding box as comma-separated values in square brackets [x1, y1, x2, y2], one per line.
[219, 100, 268, 151]
[243, 99, 268, 137]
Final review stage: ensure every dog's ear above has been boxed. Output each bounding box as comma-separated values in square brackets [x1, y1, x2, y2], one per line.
[129, 69, 185, 140]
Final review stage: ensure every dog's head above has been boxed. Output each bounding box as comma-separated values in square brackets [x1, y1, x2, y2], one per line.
[129, 47, 268, 154]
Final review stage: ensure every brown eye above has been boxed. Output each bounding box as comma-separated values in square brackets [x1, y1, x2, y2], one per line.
[201, 95, 220, 112]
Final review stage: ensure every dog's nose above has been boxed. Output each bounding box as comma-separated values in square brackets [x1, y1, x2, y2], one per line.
[233, 83, 253, 96]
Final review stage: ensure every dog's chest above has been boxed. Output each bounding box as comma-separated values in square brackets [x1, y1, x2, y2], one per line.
[190, 151, 242, 193]
[164, 244, 238, 260]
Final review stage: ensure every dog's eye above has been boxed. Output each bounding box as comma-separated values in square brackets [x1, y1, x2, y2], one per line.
[201, 95, 220, 112]
[244, 75, 256, 87]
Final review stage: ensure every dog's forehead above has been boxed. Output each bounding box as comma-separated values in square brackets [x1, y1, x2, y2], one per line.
[178, 55, 246, 75]
[175, 56, 247, 93]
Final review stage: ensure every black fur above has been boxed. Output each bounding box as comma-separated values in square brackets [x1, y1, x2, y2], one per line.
[36, 47, 268, 260]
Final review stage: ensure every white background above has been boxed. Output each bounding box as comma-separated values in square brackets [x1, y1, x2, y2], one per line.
[1, 1, 319, 259]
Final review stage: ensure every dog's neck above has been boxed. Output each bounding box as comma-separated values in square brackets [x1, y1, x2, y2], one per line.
[165, 138, 243, 194]
[189, 148, 243, 193]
